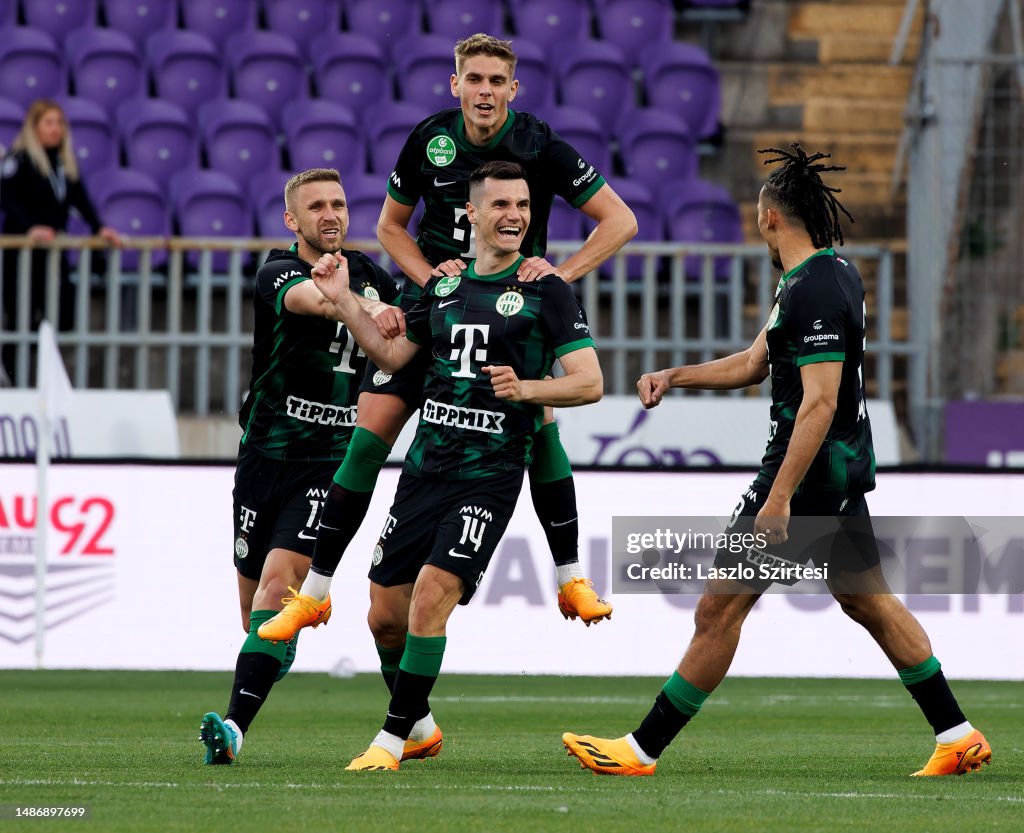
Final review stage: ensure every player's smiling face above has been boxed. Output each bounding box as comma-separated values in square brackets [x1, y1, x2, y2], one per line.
[451, 55, 519, 144]
[468, 177, 531, 257]
[286, 180, 349, 257]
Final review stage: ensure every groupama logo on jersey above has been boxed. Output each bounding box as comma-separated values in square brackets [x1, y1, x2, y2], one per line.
[426, 135, 456, 167]
[435, 275, 462, 297]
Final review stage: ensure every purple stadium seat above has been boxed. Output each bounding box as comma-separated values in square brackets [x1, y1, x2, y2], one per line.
[66, 28, 145, 117]
[641, 42, 721, 140]
[102, 0, 177, 48]
[547, 195, 583, 243]
[541, 106, 612, 179]
[282, 99, 363, 173]
[0, 97, 24, 155]
[507, 40, 553, 116]
[22, 0, 97, 46]
[0, 0, 15, 24]
[54, 96, 116, 178]
[148, 31, 228, 118]
[309, 33, 388, 119]
[339, 171, 388, 260]
[364, 100, 432, 174]
[224, 31, 308, 128]
[198, 98, 280, 189]
[393, 34, 456, 109]
[662, 177, 743, 280]
[586, 177, 659, 278]
[344, 0, 422, 57]
[180, 0, 258, 49]
[617, 108, 697, 192]
[250, 168, 292, 238]
[508, 0, 590, 58]
[168, 168, 252, 270]
[556, 40, 632, 127]
[0, 28, 65, 108]
[89, 167, 170, 268]
[263, 0, 342, 51]
[118, 99, 199, 190]
[424, 0, 504, 41]
[593, 0, 673, 67]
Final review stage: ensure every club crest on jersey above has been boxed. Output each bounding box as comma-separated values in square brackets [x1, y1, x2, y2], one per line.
[373, 370, 392, 386]
[496, 290, 524, 317]
[234, 537, 249, 559]
[361, 286, 380, 301]
[372, 543, 383, 566]
[426, 134, 456, 167]
[767, 302, 780, 329]
[435, 275, 461, 297]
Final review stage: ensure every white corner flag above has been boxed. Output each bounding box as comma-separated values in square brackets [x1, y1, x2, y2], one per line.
[35, 320, 74, 668]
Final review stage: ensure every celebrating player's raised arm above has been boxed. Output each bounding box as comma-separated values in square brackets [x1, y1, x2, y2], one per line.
[311, 252, 420, 373]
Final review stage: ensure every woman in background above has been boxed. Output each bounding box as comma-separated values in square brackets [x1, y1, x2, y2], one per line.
[1, 98, 121, 381]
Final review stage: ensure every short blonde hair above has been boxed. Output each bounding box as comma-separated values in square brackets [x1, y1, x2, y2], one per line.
[454, 33, 517, 77]
[284, 168, 341, 210]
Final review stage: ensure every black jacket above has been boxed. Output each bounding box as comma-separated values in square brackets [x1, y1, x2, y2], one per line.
[0, 147, 103, 235]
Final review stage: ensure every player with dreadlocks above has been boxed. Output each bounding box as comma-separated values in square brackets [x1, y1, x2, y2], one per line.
[561, 144, 992, 777]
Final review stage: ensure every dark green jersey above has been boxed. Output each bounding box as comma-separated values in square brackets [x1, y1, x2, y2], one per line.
[402, 256, 594, 480]
[240, 246, 400, 462]
[755, 248, 875, 494]
[386, 108, 606, 265]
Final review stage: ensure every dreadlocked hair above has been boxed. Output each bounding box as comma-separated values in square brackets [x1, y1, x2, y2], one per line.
[758, 143, 855, 248]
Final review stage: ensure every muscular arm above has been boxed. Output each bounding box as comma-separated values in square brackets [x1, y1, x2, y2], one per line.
[284, 278, 399, 321]
[377, 196, 435, 288]
[557, 184, 638, 283]
[486, 347, 603, 407]
[306, 254, 420, 372]
[637, 326, 769, 407]
[766, 361, 841, 504]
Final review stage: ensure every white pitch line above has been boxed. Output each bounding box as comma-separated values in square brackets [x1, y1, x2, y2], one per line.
[1, 778, 1020, 803]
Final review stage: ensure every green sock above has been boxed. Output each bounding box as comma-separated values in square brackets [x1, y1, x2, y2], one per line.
[242, 610, 289, 662]
[399, 634, 447, 677]
[377, 642, 405, 692]
[528, 422, 573, 483]
[275, 632, 300, 683]
[662, 671, 710, 717]
[334, 427, 392, 492]
[898, 655, 941, 686]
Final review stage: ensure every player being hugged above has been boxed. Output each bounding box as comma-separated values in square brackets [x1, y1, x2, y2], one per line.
[312, 161, 603, 771]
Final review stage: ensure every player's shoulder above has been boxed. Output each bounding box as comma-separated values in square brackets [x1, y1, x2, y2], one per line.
[257, 249, 309, 287]
[410, 108, 461, 138]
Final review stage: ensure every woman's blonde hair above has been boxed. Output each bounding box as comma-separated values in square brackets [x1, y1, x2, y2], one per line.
[12, 99, 80, 182]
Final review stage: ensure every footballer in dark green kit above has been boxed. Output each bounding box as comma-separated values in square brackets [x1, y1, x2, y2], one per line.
[308, 161, 604, 771]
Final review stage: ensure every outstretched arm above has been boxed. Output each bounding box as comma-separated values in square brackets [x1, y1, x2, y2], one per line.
[309, 252, 421, 373]
[545, 184, 637, 284]
[636, 326, 770, 408]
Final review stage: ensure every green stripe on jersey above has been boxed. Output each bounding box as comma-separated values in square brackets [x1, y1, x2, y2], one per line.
[796, 351, 845, 365]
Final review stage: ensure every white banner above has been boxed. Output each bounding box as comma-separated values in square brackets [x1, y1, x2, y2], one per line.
[0, 390, 179, 458]
[0, 465, 1020, 678]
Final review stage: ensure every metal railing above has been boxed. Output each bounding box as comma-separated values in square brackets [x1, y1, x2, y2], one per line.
[0, 235, 909, 417]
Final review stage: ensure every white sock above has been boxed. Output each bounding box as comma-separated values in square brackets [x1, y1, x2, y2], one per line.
[556, 562, 584, 587]
[371, 730, 405, 761]
[224, 719, 243, 753]
[408, 712, 436, 742]
[300, 570, 332, 600]
[626, 733, 657, 765]
[936, 721, 973, 744]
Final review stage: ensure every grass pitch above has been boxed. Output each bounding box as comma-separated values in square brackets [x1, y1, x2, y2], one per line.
[0, 671, 1020, 832]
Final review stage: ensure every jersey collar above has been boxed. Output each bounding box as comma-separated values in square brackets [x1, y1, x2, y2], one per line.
[466, 255, 524, 282]
[455, 109, 517, 152]
[777, 247, 834, 292]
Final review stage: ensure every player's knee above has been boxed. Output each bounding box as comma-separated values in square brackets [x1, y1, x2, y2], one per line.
[367, 606, 405, 644]
[833, 592, 876, 625]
